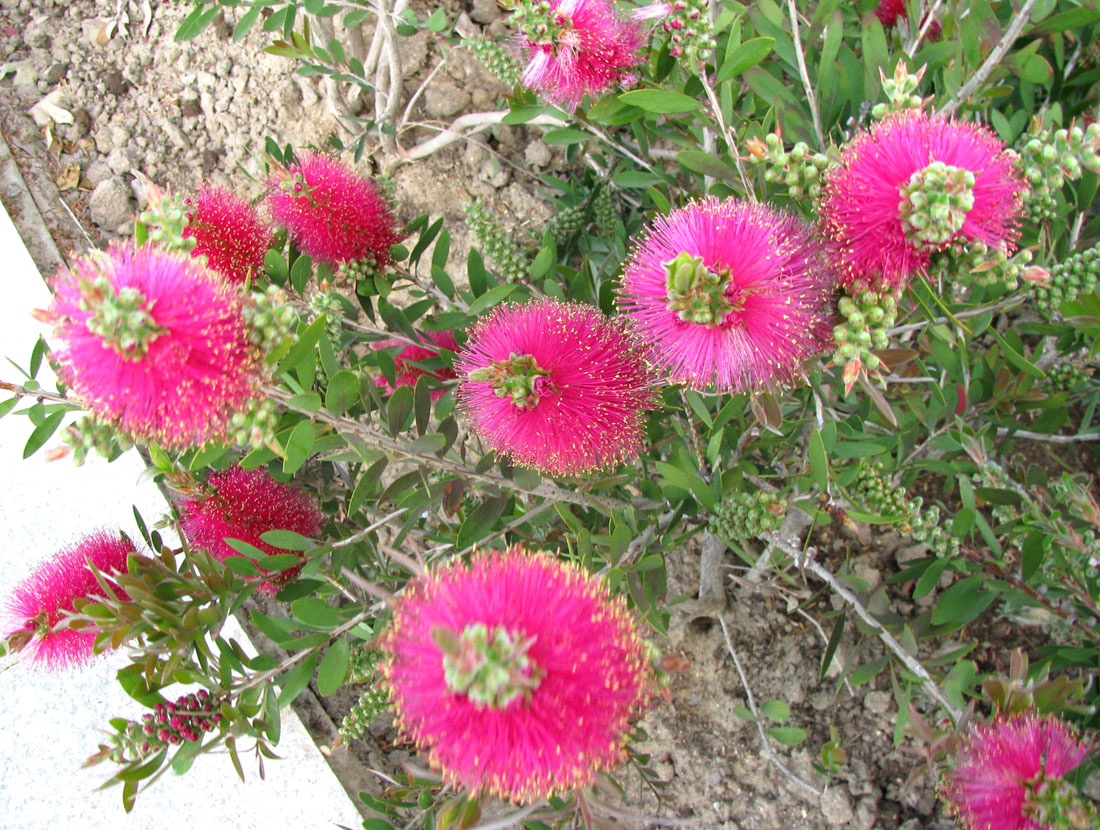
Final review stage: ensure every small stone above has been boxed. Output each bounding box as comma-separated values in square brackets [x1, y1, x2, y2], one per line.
[853, 797, 878, 830]
[45, 61, 67, 84]
[85, 159, 112, 187]
[524, 140, 552, 168]
[156, 118, 189, 151]
[478, 159, 510, 189]
[470, 0, 501, 24]
[863, 690, 891, 715]
[109, 125, 131, 150]
[89, 177, 133, 229]
[104, 69, 129, 96]
[201, 149, 219, 177]
[106, 148, 136, 175]
[179, 89, 201, 118]
[67, 107, 91, 139]
[211, 10, 231, 40]
[820, 788, 854, 825]
[423, 81, 471, 119]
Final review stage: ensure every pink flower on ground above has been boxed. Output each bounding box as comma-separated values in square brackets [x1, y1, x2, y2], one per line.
[875, 0, 941, 36]
[2, 531, 139, 670]
[183, 186, 273, 285]
[180, 465, 324, 596]
[374, 329, 459, 401]
[940, 713, 1094, 830]
[518, 0, 643, 111]
[46, 244, 261, 449]
[820, 109, 1027, 291]
[380, 546, 650, 802]
[455, 299, 653, 476]
[265, 152, 401, 269]
[618, 197, 835, 393]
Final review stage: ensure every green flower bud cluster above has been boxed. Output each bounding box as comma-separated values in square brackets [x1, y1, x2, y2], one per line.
[1016, 121, 1100, 218]
[310, 289, 346, 346]
[464, 199, 530, 283]
[228, 396, 278, 449]
[63, 415, 134, 465]
[831, 290, 896, 372]
[658, 0, 717, 67]
[463, 35, 523, 87]
[898, 162, 975, 249]
[708, 490, 788, 539]
[243, 284, 299, 363]
[1029, 773, 1098, 830]
[339, 685, 390, 741]
[81, 276, 166, 360]
[932, 240, 1035, 291]
[749, 133, 832, 200]
[137, 190, 196, 255]
[545, 205, 584, 247]
[848, 462, 959, 557]
[348, 643, 381, 684]
[1044, 362, 1093, 393]
[336, 252, 384, 292]
[1031, 243, 1100, 316]
[593, 187, 616, 234]
[871, 63, 924, 120]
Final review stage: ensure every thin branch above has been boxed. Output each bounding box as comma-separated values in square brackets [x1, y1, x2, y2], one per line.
[331, 507, 410, 548]
[787, 0, 824, 148]
[889, 295, 1024, 336]
[765, 534, 963, 721]
[939, 0, 1038, 116]
[996, 428, 1100, 444]
[585, 797, 709, 827]
[401, 111, 567, 160]
[903, 0, 946, 59]
[467, 804, 542, 830]
[697, 71, 754, 198]
[717, 615, 823, 797]
[0, 380, 81, 407]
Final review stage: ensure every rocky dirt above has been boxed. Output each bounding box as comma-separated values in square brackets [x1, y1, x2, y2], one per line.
[0, 1, 981, 827]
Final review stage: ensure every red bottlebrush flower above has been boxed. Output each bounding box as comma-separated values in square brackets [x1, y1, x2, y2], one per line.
[47, 244, 261, 449]
[183, 186, 273, 285]
[940, 713, 1094, 830]
[265, 152, 401, 269]
[180, 465, 324, 596]
[455, 299, 653, 477]
[2, 530, 139, 670]
[518, 0, 643, 111]
[618, 197, 835, 393]
[380, 546, 650, 802]
[875, 0, 941, 36]
[374, 329, 459, 401]
[820, 109, 1027, 291]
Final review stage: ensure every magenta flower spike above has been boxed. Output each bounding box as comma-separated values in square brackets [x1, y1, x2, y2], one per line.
[618, 197, 835, 393]
[2, 530, 139, 670]
[455, 299, 653, 477]
[381, 546, 650, 802]
[47, 244, 261, 449]
[820, 109, 1027, 291]
[940, 713, 1095, 830]
[183, 186, 273, 285]
[265, 152, 401, 269]
[180, 465, 324, 596]
[518, 0, 643, 111]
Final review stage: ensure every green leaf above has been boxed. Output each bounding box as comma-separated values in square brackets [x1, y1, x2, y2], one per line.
[849, 657, 887, 686]
[287, 392, 322, 412]
[387, 384, 414, 435]
[1021, 532, 1047, 582]
[317, 639, 351, 696]
[543, 128, 590, 145]
[530, 246, 556, 279]
[233, 5, 262, 40]
[808, 429, 829, 491]
[1035, 7, 1100, 33]
[224, 556, 262, 576]
[467, 283, 517, 316]
[282, 420, 315, 475]
[819, 613, 845, 681]
[413, 375, 432, 437]
[933, 575, 988, 625]
[457, 495, 510, 550]
[988, 329, 1045, 379]
[290, 253, 313, 293]
[278, 316, 327, 376]
[174, 5, 218, 41]
[23, 409, 65, 458]
[612, 171, 662, 188]
[618, 89, 701, 114]
[767, 726, 807, 746]
[677, 150, 739, 183]
[716, 37, 775, 83]
[760, 699, 790, 722]
[292, 597, 342, 628]
[277, 652, 319, 707]
[259, 530, 315, 551]
[325, 370, 360, 414]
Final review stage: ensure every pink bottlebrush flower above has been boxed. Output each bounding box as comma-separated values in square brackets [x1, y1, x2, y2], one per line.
[940, 713, 1095, 830]
[618, 197, 835, 393]
[183, 186, 273, 285]
[518, 0, 644, 111]
[455, 299, 653, 477]
[46, 244, 261, 449]
[875, 0, 941, 36]
[820, 109, 1027, 291]
[374, 329, 459, 401]
[265, 152, 401, 269]
[179, 465, 324, 596]
[2, 530, 139, 670]
[380, 546, 650, 803]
